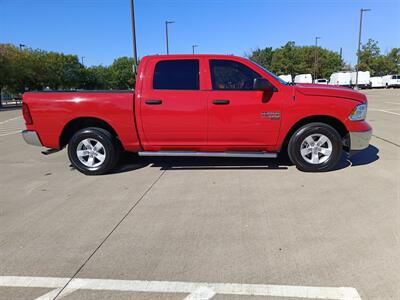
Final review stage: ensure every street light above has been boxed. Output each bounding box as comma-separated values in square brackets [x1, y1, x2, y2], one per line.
[19, 44, 26, 51]
[165, 20, 174, 54]
[355, 8, 371, 89]
[192, 44, 198, 54]
[81, 56, 85, 65]
[130, 0, 138, 73]
[313, 37, 321, 82]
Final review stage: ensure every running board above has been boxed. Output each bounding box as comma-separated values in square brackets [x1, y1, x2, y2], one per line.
[138, 151, 277, 158]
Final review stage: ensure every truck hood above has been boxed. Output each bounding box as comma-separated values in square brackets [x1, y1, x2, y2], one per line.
[295, 84, 367, 103]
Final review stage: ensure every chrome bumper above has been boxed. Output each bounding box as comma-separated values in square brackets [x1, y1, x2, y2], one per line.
[22, 130, 42, 146]
[349, 129, 372, 151]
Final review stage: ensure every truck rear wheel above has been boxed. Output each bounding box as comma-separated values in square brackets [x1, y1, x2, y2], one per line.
[67, 127, 120, 175]
[288, 122, 342, 172]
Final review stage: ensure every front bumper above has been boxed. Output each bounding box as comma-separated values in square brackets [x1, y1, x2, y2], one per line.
[349, 129, 372, 150]
[22, 130, 42, 146]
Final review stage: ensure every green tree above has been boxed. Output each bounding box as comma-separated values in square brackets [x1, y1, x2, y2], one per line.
[109, 57, 135, 90]
[357, 39, 400, 75]
[248, 47, 274, 69]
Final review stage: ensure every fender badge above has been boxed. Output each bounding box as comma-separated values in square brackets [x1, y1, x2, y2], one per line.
[262, 112, 281, 120]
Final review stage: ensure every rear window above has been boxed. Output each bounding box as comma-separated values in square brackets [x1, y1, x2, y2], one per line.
[153, 60, 199, 90]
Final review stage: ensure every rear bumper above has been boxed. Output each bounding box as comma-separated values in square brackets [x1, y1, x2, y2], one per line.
[22, 130, 42, 146]
[349, 129, 372, 150]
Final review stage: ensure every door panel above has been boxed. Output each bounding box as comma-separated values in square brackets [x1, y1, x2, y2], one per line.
[140, 90, 207, 146]
[207, 90, 282, 146]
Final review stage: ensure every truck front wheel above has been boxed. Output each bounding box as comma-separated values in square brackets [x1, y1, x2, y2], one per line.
[288, 123, 342, 172]
[67, 127, 120, 175]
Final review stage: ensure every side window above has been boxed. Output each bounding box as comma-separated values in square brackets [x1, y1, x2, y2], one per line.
[153, 60, 199, 90]
[210, 60, 261, 90]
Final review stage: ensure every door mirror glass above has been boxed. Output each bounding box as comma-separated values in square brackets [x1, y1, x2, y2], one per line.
[253, 78, 276, 92]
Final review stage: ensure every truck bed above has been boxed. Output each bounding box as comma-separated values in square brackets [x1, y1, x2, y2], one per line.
[23, 91, 140, 151]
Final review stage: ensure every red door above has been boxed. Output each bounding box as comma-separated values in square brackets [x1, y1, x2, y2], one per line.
[206, 58, 283, 149]
[139, 58, 207, 149]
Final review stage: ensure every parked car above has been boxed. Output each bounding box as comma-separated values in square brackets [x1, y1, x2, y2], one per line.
[22, 54, 372, 174]
[329, 72, 351, 87]
[294, 74, 313, 84]
[350, 71, 370, 89]
[314, 79, 328, 85]
[278, 74, 292, 83]
[369, 77, 384, 88]
[382, 75, 400, 88]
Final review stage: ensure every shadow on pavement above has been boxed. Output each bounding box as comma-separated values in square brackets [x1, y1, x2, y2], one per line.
[98, 145, 380, 174]
[0, 106, 22, 112]
[112, 152, 290, 173]
[349, 145, 380, 167]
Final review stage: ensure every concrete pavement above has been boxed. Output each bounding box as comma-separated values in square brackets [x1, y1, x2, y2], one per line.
[0, 89, 399, 299]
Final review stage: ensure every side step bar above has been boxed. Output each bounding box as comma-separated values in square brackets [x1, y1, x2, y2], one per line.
[138, 151, 277, 158]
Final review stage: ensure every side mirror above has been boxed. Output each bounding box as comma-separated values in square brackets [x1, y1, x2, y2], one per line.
[253, 78, 277, 92]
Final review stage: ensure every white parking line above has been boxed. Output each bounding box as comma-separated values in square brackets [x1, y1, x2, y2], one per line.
[368, 109, 400, 116]
[0, 130, 21, 137]
[0, 276, 362, 300]
[0, 116, 22, 124]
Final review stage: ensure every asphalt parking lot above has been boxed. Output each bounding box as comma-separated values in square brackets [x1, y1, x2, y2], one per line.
[0, 89, 399, 300]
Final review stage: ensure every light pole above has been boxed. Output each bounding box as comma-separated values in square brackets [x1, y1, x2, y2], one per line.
[192, 44, 198, 54]
[313, 37, 321, 82]
[130, 0, 138, 73]
[19, 44, 26, 51]
[165, 20, 174, 54]
[81, 56, 85, 65]
[355, 8, 371, 89]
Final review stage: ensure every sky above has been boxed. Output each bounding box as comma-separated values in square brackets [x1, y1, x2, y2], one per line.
[1, 0, 399, 67]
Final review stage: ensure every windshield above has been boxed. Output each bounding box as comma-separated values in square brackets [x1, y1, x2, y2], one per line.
[248, 59, 289, 85]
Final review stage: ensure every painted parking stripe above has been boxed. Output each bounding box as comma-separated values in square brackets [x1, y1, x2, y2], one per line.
[184, 286, 216, 300]
[369, 109, 400, 116]
[0, 276, 362, 300]
[0, 116, 22, 125]
[0, 130, 21, 137]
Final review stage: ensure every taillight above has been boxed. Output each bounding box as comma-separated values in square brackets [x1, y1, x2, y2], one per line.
[22, 103, 33, 125]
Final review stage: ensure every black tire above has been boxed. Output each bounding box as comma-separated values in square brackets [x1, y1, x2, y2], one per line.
[288, 122, 342, 172]
[67, 127, 120, 175]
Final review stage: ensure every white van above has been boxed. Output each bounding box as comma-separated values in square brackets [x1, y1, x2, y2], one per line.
[382, 75, 400, 88]
[329, 72, 351, 87]
[314, 78, 328, 85]
[278, 74, 293, 83]
[294, 74, 312, 84]
[350, 71, 370, 88]
[369, 77, 384, 88]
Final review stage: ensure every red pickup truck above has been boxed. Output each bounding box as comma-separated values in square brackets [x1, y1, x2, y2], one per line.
[22, 54, 372, 175]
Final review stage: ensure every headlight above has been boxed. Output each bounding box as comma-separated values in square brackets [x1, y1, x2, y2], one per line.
[349, 103, 367, 121]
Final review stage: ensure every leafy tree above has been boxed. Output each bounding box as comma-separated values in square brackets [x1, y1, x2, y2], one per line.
[109, 57, 135, 90]
[357, 39, 400, 76]
[248, 47, 274, 69]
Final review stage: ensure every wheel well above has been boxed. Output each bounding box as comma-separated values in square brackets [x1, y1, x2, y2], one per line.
[282, 115, 349, 151]
[60, 117, 119, 148]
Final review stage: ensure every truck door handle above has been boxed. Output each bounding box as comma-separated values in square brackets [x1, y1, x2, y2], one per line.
[145, 99, 162, 105]
[213, 99, 230, 105]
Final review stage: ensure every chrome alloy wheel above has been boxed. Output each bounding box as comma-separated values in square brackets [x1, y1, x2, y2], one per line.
[300, 134, 333, 164]
[76, 138, 106, 168]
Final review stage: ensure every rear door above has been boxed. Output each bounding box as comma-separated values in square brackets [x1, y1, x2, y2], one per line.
[206, 59, 283, 148]
[139, 58, 207, 149]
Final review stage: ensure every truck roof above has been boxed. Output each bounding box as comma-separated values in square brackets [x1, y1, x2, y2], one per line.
[142, 54, 241, 60]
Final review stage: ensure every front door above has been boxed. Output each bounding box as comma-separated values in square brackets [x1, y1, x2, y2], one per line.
[206, 59, 282, 148]
[139, 59, 207, 149]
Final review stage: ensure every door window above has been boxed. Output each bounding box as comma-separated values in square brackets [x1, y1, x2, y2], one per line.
[210, 60, 261, 90]
[153, 60, 199, 90]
